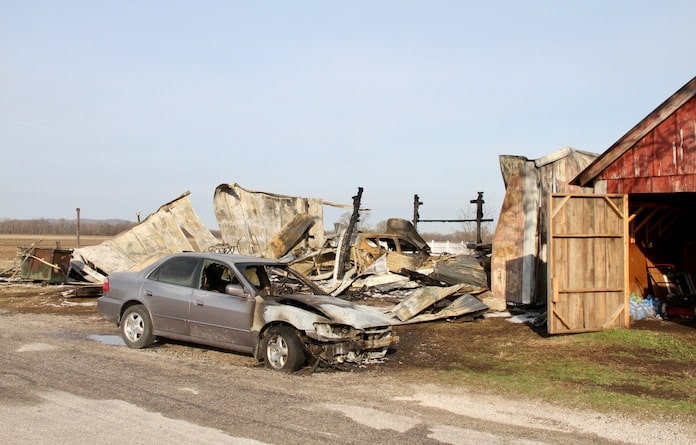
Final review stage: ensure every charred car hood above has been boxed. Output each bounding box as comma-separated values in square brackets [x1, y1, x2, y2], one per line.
[268, 294, 393, 328]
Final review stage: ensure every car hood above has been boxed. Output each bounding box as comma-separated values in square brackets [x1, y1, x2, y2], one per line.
[268, 294, 394, 328]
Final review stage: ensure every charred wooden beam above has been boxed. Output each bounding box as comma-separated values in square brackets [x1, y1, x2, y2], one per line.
[336, 187, 363, 279]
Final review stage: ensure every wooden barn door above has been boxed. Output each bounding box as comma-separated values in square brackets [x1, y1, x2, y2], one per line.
[548, 194, 629, 334]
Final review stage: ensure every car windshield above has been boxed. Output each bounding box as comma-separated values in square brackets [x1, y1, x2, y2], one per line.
[236, 263, 326, 296]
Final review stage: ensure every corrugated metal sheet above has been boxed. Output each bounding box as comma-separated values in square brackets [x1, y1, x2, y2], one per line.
[213, 183, 326, 258]
[72, 192, 219, 277]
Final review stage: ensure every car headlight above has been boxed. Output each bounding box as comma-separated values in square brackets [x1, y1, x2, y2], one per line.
[313, 323, 356, 339]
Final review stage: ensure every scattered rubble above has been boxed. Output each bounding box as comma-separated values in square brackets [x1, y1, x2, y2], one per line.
[6, 184, 498, 324]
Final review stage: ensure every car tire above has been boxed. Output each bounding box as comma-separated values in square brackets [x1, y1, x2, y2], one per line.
[120, 305, 155, 349]
[262, 325, 305, 372]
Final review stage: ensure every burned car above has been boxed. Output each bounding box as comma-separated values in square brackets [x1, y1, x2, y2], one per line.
[97, 252, 398, 371]
[291, 218, 432, 280]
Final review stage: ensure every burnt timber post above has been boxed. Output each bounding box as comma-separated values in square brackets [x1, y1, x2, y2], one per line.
[412, 194, 423, 230]
[471, 191, 485, 244]
[336, 187, 363, 279]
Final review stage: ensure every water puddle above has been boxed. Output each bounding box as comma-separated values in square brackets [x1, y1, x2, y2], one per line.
[87, 335, 125, 346]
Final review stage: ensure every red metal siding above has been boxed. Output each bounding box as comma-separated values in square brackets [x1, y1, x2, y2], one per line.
[601, 96, 696, 193]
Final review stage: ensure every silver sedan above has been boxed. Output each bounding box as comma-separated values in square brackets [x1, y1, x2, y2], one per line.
[98, 252, 398, 372]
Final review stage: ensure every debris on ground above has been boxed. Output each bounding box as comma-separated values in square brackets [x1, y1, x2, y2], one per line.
[2, 184, 497, 325]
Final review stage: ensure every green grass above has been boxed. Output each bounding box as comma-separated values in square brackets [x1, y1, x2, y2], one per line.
[419, 327, 696, 419]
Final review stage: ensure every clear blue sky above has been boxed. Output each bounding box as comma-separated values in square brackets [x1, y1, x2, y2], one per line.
[2, 1, 696, 232]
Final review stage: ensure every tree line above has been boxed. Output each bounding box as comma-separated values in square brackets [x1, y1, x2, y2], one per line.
[0, 216, 493, 242]
[0, 219, 136, 236]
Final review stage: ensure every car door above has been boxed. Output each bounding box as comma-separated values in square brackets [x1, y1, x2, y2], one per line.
[188, 260, 256, 347]
[143, 256, 198, 335]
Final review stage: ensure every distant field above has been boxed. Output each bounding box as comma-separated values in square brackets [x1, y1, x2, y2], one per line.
[0, 235, 111, 271]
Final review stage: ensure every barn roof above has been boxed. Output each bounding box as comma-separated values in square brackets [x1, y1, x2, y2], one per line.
[571, 76, 696, 187]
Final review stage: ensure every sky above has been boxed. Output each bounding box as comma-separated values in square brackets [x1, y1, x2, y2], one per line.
[2, 1, 696, 233]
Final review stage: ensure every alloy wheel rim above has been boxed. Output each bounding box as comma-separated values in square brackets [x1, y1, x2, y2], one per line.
[125, 313, 144, 342]
[267, 335, 288, 369]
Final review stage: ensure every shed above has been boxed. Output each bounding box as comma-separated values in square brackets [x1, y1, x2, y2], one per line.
[548, 75, 696, 333]
[490, 148, 598, 308]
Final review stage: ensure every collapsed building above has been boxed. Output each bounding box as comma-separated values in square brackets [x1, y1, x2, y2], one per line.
[22, 183, 493, 325]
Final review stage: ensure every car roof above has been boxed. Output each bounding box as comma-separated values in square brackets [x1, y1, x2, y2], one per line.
[170, 251, 283, 265]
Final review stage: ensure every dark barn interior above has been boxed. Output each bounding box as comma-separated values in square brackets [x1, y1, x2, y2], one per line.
[629, 193, 696, 316]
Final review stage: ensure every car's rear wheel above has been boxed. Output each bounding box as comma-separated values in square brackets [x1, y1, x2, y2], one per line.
[120, 305, 155, 349]
[263, 325, 305, 372]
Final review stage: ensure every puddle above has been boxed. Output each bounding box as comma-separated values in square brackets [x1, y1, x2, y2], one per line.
[87, 335, 125, 346]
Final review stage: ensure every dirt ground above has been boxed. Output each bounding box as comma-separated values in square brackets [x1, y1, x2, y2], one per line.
[1, 234, 694, 382]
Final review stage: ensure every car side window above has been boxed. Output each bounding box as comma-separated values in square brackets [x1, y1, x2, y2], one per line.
[200, 261, 239, 293]
[148, 257, 199, 288]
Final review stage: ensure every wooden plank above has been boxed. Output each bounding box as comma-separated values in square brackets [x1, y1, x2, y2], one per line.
[557, 288, 624, 293]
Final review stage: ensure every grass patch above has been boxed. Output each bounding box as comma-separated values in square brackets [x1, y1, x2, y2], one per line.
[410, 324, 696, 419]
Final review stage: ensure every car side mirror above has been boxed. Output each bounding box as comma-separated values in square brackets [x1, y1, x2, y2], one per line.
[225, 284, 249, 297]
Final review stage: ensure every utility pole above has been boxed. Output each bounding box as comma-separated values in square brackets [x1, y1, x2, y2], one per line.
[76, 208, 81, 248]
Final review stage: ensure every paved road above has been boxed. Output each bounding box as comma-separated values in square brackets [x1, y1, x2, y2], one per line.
[0, 310, 692, 445]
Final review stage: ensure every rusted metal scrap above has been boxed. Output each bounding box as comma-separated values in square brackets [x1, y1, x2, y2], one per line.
[19, 247, 72, 283]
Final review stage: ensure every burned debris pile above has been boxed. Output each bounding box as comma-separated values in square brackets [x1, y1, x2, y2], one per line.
[5, 184, 497, 324]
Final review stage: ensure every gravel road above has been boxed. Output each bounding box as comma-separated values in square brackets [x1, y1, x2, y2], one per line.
[1, 309, 694, 445]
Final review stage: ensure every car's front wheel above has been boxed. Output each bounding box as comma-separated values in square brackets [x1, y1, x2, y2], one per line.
[262, 325, 305, 372]
[120, 305, 155, 349]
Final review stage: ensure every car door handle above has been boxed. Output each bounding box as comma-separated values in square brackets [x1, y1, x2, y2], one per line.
[194, 299, 204, 306]
[144, 291, 153, 297]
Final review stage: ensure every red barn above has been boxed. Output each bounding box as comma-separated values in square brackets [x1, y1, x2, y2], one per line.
[546, 76, 696, 333]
